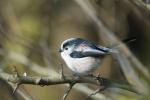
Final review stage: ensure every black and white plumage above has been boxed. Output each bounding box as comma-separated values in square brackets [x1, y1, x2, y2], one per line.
[59, 38, 116, 75]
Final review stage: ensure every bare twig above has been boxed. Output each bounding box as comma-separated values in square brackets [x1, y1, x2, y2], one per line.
[5, 51, 109, 99]
[0, 69, 34, 100]
[0, 66, 140, 100]
[12, 66, 21, 95]
[12, 83, 20, 95]
[88, 86, 107, 98]
[0, 68, 139, 92]
[62, 82, 75, 100]
[7, 75, 97, 86]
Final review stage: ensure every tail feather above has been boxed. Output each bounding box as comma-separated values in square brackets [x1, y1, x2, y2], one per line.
[98, 45, 118, 54]
[106, 37, 136, 54]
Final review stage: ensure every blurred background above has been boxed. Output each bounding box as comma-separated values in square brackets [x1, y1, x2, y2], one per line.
[0, 0, 149, 100]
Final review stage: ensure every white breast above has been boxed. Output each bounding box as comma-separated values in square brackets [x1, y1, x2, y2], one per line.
[61, 53, 101, 74]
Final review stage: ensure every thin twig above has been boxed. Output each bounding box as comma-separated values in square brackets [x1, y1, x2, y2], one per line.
[12, 83, 20, 95]
[88, 86, 107, 98]
[12, 66, 20, 95]
[62, 82, 75, 100]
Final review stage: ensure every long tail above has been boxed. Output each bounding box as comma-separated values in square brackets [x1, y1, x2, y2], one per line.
[112, 38, 136, 49]
[107, 37, 136, 53]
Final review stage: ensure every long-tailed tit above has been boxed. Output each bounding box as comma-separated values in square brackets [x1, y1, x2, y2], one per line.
[59, 38, 117, 75]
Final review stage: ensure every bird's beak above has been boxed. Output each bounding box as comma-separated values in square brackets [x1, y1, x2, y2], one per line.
[59, 49, 63, 53]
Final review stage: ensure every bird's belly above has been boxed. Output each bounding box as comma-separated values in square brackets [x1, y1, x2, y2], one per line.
[67, 57, 101, 74]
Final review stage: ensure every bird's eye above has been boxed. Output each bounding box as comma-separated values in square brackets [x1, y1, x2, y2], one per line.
[65, 47, 68, 50]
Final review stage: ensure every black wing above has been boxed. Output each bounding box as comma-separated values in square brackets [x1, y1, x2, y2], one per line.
[69, 38, 112, 58]
[70, 48, 109, 58]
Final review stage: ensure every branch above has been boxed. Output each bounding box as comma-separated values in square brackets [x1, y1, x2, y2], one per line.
[7, 51, 141, 98]
[88, 86, 107, 98]
[0, 68, 140, 100]
[7, 75, 97, 86]
[62, 82, 75, 100]
[5, 51, 109, 99]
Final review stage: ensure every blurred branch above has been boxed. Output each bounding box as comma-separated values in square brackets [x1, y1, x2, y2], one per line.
[0, 67, 139, 100]
[6, 51, 139, 91]
[75, 0, 150, 94]
[5, 51, 108, 99]
[0, 69, 34, 100]
[1, 50, 141, 99]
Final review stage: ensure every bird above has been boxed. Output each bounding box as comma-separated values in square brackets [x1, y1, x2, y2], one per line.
[59, 38, 117, 76]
